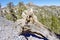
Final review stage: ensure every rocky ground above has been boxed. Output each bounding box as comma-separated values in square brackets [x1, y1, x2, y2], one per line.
[0, 8, 59, 40]
[0, 16, 46, 40]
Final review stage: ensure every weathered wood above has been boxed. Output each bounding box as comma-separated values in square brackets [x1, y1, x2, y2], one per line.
[16, 8, 59, 40]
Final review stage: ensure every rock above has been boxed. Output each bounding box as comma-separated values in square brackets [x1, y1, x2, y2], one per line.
[0, 8, 59, 40]
[16, 8, 59, 40]
[18, 35, 27, 40]
[28, 36, 44, 40]
[0, 17, 22, 40]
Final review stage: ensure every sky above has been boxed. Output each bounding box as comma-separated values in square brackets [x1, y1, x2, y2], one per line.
[0, 0, 60, 7]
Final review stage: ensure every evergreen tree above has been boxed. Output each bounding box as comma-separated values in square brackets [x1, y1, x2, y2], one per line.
[6, 2, 17, 22]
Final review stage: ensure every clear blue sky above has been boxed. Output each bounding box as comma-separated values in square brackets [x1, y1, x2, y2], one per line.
[0, 0, 60, 7]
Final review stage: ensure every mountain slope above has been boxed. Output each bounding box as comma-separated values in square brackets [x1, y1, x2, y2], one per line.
[0, 2, 60, 37]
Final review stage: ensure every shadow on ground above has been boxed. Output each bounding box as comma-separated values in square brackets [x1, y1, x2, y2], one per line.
[20, 32, 48, 40]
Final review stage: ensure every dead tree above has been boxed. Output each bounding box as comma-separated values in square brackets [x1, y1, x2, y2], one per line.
[16, 8, 59, 40]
